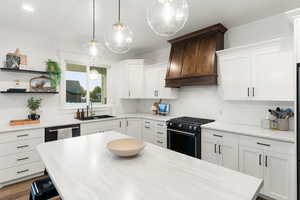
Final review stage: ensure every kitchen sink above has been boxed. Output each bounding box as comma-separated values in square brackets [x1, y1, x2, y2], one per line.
[79, 115, 115, 121]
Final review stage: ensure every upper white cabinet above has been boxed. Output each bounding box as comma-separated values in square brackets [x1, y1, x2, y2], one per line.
[286, 9, 300, 63]
[144, 63, 178, 99]
[120, 59, 144, 99]
[218, 39, 294, 101]
[119, 60, 178, 99]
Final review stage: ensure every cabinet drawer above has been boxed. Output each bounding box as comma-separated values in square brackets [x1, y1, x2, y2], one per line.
[154, 137, 166, 148]
[202, 128, 237, 141]
[155, 130, 166, 138]
[239, 135, 295, 154]
[0, 162, 44, 183]
[0, 150, 41, 170]
[155, 121, 167, 129]
[0, 137, 43, 157]
[144, 120, 153, 128]
[0, 129, 44, 144]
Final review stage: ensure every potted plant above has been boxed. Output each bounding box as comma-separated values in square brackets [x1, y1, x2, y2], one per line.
[27, 97, 42, 120]
[46, 59, 61, 89]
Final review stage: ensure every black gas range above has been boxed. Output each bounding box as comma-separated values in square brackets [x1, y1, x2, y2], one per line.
[167, 117, 214, 159]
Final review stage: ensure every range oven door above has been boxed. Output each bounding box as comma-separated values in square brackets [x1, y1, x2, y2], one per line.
[167, 129, 200, 158]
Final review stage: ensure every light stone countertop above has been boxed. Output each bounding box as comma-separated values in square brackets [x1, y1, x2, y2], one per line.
[37, 131, 262, 200]
[0, 113, 175, 133]
[202, 121, 296, 143]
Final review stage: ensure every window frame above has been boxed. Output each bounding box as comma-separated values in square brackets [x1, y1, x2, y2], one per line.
[61, 59, 111, 110]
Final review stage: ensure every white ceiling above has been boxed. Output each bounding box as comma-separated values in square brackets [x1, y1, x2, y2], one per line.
[1, 0, 300, 56]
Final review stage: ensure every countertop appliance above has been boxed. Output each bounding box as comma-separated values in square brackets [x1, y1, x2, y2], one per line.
[158, 104, 170, 115]
[167, 117, 214, 158]
[45, 124, 80, 142]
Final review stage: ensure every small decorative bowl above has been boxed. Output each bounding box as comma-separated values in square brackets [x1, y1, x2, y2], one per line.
[107, 138, 145, 157]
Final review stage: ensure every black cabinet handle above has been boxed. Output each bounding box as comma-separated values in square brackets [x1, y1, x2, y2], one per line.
[17, 157, 29, 161]
[247, 87, 250, 97]
[218, 145, 221, 154]
[213, 134, 223, 138]
[214, 144, 217, 153]
[17, 145, 29, 149]
[259, 154, 262, 166]
[252, 87, 255, 97]
[265, 155, 268, 167]
[257, 142, 270, 147]
[17, 169, 29, 174]
[17, 134, 29, 138]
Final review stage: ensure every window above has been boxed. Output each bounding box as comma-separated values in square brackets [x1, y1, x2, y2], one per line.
[65, 63, 107, 105]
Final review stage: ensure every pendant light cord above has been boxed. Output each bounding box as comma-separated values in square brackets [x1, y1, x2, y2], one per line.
[118, 0, 121, 22]
[93, 0, 95, 40]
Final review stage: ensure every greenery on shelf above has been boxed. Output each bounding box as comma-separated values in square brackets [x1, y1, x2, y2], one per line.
[27, 97, 42, 114]
[46, 59, 61, 89]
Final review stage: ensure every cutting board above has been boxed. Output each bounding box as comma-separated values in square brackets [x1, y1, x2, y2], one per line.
[10, 119, 40, 126]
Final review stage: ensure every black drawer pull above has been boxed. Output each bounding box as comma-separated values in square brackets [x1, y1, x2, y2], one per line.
[257, 142, 270, 147]
[213, 134, 223, 138]
[17, 157, 29, 161]
[214, 144, 217, 153]
[144, 126, 150, 129]
[157, 141, 163, 144]
[17, 134, 29, 138]
[17, 145, 29, 149]
[17, 169, 29, 174]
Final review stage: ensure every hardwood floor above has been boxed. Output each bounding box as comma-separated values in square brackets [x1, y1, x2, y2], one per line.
[0, 176, 265, 200]
[0, 176, 60, 200]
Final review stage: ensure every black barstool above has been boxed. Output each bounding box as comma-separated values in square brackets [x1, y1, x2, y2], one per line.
[29, 177, 59, 200]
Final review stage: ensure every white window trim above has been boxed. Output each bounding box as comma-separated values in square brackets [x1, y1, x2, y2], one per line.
[58, 52, 111, 111]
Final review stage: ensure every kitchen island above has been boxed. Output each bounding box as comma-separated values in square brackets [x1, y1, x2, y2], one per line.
[37, 131, 262, 200]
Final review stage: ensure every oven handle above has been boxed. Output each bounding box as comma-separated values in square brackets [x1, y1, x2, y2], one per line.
[167, 129, 196, 136]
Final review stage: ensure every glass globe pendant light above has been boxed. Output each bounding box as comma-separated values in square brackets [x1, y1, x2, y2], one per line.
[147, 0, 189, 37]
[87, 0, 102, 57]
[104, 0, 133, 54]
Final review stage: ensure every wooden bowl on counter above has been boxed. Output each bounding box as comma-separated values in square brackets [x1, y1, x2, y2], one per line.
[107, 138, 145, 157]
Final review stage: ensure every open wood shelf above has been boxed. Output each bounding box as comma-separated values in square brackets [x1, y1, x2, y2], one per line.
[0, 67, 52, 75]
[0, 91, 58, 94]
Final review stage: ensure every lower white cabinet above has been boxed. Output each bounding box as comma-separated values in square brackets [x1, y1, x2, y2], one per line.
[125, 118, 142, 139]
[202, 127, 296, 200]
[202, 129, 239, 171]
[0, 128, 45, 187]
[81, 119, 124, 135]
[239, 145, 294, 200]
[142, 119, 167, 148]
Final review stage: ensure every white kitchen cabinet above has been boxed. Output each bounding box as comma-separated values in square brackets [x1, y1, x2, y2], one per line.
[287, 10, 300, 63]
[0, 128, 45, 187]
[219, 54, 252, 100]
[202, 138, 219, 165]
[120, 59, 144, 99]
[125, 118, 142, 139]
[239, 145, 264, 181]
[239, 139, 295, 200]
[144, 63, 178, 99]
[263, 150, 292, 200]
[218, 39, 294, 101]
[81, 119, 123, 135]
[142, 120, 155, 143]
[201, 129, 239, 171]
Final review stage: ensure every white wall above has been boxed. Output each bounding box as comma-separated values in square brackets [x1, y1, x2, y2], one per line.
[0, 26, 136, 125]
[134, 13, 295, 127]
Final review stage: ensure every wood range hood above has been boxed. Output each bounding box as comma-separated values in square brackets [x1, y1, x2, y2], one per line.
[165, 23, 227, 88]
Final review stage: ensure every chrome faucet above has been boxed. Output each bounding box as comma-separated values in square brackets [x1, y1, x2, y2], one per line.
[89, 100, 95, 116]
